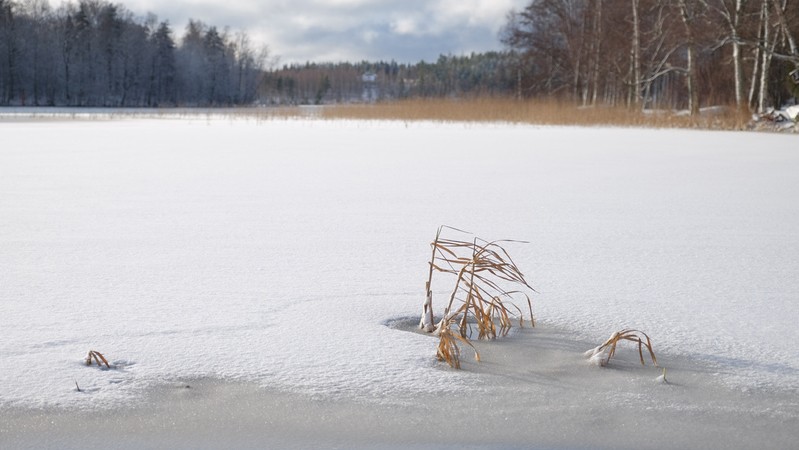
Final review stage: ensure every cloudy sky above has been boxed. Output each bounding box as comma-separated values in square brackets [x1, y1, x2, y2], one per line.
[55, 0, 528, 64]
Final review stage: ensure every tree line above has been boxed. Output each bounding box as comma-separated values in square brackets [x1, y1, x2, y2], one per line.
[501, 0, 799, 114]
[2, 0, 797, 111]
[261, 53, 519, 105]
[0, 0, 267, 106]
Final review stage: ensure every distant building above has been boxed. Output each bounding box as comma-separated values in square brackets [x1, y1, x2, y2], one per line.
[362, 71, 378, 102]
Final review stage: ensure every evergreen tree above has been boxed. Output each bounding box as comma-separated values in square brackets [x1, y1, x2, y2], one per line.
[202, 26, 228, 104]
[0, 0, 17, 104]
[150, 21, 176, 105]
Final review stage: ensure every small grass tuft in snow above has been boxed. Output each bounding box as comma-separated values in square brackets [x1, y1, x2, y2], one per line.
[85, 350, 110, 369]
[584, 329, 658, 368]
[423, 226, 535, 368]
[656, 368, 669, 384]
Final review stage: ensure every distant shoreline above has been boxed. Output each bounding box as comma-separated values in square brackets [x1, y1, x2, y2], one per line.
[2, 100, 792, 132]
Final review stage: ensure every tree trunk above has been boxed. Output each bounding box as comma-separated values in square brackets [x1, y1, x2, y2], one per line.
[758, 0, 772, 112]
[749, 5, 764, 107]
[591, 0, 603, 106]
[678, 0, 701, 116]
[772, 0, 798, 56]
[732, 38, 744, 110]
[687, 44, 700, 115]
[732, 0, 745, 112]
[630, 0, 642, 108]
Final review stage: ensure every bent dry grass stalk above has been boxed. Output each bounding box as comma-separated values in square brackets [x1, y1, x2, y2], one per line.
[436, 319, 480, 370]
[584, 329, 658, 367]
[422, 226, 535, 368]
[85, 350, 110, 369]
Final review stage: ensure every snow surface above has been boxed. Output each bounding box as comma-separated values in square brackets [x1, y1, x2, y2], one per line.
[1, 117, 798, 410]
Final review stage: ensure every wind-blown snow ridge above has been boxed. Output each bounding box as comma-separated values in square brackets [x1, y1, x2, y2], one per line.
[1, 118, 798, 409]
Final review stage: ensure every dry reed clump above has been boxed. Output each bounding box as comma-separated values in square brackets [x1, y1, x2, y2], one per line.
[436, 318, 480, 369]
[421, 226, 535, 368]
[584, 329, 658, 367]
[320, 98, 750, 130]
[85, 350, 110, 369]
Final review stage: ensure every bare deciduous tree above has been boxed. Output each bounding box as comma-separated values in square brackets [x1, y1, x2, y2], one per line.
[503, 0, 799, 112]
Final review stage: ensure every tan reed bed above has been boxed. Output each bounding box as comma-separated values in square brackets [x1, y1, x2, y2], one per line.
[2, 99, 750, 129]
[320, 98, 750, 130]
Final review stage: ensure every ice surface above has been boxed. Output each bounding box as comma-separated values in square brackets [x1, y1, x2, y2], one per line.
[1, 117, 798, 410]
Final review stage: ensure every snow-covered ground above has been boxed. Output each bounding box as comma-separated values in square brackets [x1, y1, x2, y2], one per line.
[1, 117, 798, 413]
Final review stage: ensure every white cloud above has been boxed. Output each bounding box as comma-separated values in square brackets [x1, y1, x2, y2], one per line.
[390, 17, 418, 35]
[49, 0, 529, 63]
[361, 29, 379, 44]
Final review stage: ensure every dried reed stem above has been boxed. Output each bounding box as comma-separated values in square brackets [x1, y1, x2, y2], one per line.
[85, 350, 110, 369]
[436, 319, 480, 369]
[585, 329, 658, 367]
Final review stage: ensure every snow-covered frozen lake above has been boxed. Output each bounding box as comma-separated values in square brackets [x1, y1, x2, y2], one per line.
[1, 117, 798, 411]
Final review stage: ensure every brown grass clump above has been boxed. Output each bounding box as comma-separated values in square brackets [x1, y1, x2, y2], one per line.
[422, 226, 535, 368]
[584, 329, 658, 367]
[85, 350, 110, 369]
[436, 319, 480, 370]
[320, 98, 750, 130]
